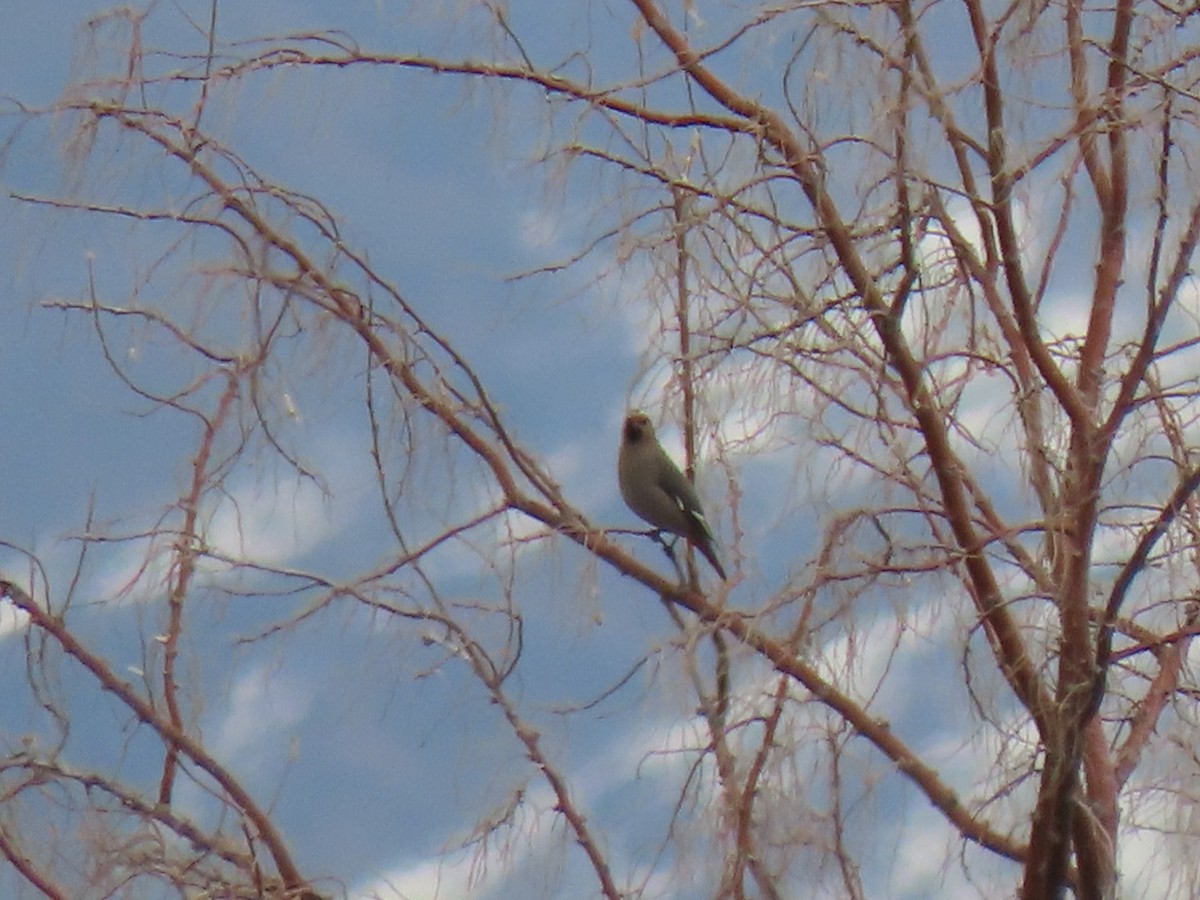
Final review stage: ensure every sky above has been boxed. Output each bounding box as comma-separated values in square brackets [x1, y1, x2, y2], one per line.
[0, 2, 1194, 899]
[0, 5, 779, 897]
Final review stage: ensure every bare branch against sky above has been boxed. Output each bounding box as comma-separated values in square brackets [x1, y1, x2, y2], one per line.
[3, 2, 1200, 898]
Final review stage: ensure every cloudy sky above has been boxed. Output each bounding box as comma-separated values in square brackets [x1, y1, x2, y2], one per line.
[0, 3, 1190, 899]
[0, 6, 786, 898]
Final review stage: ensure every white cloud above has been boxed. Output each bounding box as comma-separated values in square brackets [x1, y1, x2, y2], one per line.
[89, 534, 172, 604]
[353, 785, 558, 900]
[205, 473, 337, 566]
[0, 589, 31, 639]
[0, 552, 40, 636]
[357, 851, 489, 900]
[516, 207, 562, 251]
[84, 431, 370, 604]
[1118, 817, 1196, 898]
[214, 663, 312, 762]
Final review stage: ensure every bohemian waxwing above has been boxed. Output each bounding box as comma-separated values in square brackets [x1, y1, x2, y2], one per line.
[618, 411, 727, 580]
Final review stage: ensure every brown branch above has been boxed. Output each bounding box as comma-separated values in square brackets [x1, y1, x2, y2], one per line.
[628, 0, 1054, 743]
[547, 514, 1030, 864]
[1113, 618, 1195, 788]
[1093, 464, 1200, 705]
[0, 824, 69, 900]
[966, 0, 1091, 435]
[1101, 166, 1200, 448]
[0, 579, 320, 900]
[3, 758, 258, 876]
[160, 369, 241, 805]
[216, 46, 756, 134]
[374, 593, 621, 900]
[490, 682, 622, 900]
[738, 677, 792, 900]
[76, 70, 1031, 879]
[1076, 0, 1132, 408]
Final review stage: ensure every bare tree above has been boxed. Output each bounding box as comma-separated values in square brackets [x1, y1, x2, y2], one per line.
[4, 1, 1200, 897]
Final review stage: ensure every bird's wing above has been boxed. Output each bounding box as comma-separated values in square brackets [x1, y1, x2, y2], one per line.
[657, 460, 716, 542]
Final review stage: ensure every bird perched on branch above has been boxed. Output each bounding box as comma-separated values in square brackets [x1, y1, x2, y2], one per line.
[618, 411, 727, 580]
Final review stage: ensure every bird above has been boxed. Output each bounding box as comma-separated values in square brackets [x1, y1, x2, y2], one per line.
[618, 411, 727, 580]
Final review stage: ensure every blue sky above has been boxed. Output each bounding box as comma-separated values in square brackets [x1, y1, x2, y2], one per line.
[0, 2, 1194, 899]
[0, 5, 781, 897]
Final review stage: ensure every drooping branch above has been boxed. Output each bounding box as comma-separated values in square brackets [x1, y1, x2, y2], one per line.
[0, 578, 320, 900]
[628, 0, 1053, 740]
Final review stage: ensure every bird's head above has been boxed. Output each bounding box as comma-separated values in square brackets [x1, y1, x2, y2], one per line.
[622, 411, 654, 445]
